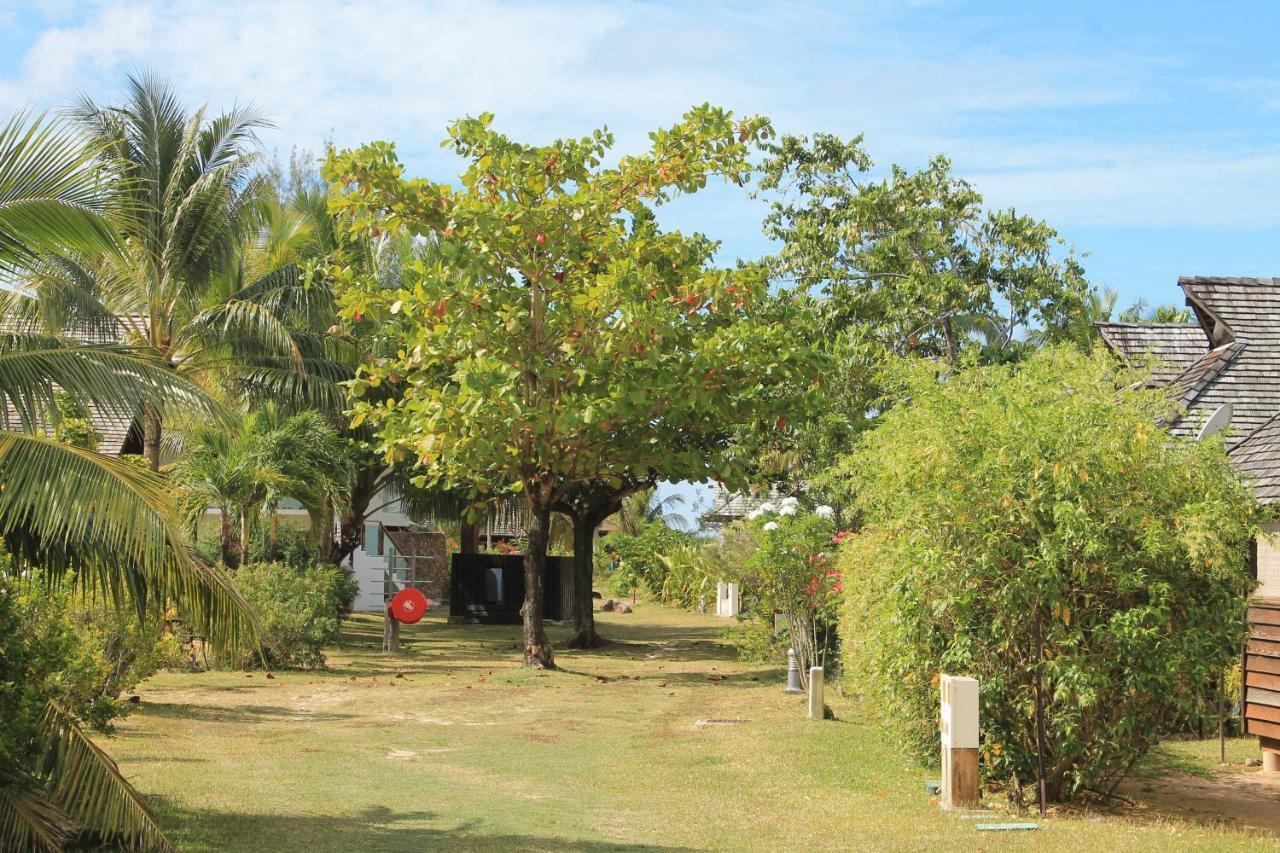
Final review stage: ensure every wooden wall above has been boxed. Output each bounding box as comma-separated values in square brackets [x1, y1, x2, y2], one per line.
[1244, 598, 1280, 753]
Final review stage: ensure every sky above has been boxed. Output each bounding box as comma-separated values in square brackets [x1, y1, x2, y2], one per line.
[3, 0, 1280, 516]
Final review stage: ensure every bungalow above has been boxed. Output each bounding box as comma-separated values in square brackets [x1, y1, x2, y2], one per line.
[1097, 276, 1280, 769]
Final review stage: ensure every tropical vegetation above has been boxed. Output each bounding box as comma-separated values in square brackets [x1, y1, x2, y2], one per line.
[0, 62, 1266, 849]
[838, 347, 1258, 803]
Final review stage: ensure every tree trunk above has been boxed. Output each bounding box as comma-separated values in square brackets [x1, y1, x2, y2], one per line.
[219, 508, 239, 569]
[142, 401, 162, 472]
[239, 508, 251, 564]
[326, 465, 380, 566]
[268, 513, 279, 562]
[788, 610, 817, 689]
[941, 316, 960, 363]
[522, 503, 556, 669]
[460, 520, 480, 554]
[564, 508, 606, 649]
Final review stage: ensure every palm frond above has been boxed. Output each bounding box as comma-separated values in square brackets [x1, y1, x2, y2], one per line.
[179, 298, 304, 369]
[0, 335, 227, 432]
[39, 702, 173, 852]
[0, 253, 121, 338]
[0, 111, 113, 273]
[0, 784, 73, 853]
[0, 431, 257, 652]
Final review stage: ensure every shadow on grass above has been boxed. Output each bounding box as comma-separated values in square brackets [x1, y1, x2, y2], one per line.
[321, 614, 752, 687]
[158, 802, 699, 852]
[138, 702, 355, 724]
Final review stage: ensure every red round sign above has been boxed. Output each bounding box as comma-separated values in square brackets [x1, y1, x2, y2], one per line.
[390, 588, 430, 624]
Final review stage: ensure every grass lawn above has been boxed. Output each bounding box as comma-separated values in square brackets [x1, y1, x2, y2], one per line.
[104, 603, 1280, 851]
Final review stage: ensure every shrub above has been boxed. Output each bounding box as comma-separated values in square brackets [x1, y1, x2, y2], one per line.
[838, 347, 1259, 803]
[722, 613, 786, 664]
[604, 522, 699, 600]
[246, 524, 322, 570]
[229, 562, 357, 669]
[0, 575, 181, 746]
[728, 500, 840, 682]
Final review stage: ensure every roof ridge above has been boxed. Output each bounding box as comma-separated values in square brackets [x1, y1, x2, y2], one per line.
[1167, 340, 1246, 411]
[1179, 276, 1280, 287]
[1094, 322, 1200, 328]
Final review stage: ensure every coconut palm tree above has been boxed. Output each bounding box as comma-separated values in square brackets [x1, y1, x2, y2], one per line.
[1, 72, 308, 472]
[613, 487, 688, 536]
[0, 109, 255, 852]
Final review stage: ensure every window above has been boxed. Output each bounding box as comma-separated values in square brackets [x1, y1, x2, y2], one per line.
[363, 522, 382, 556]
[485, 567, 504, 603]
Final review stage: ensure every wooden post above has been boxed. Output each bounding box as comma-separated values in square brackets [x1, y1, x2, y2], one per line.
[808, 666, 824, 719]
[940, 674, 981, 810]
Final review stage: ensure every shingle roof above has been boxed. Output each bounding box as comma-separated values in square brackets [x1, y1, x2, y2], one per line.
[1097, 276, 1280, 503]
[0, 322, 142, 456]
[1229, 412, 1280, 504]
[703, 484, 791, 524]
[1170, 278, 1280, 444]
[1095, 322, 1208, 385]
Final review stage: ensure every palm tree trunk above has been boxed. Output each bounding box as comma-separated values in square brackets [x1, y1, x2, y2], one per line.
[239, 508, 251, 566]
[269, 513, 279, 562]
[142, 401, 162, 471]
[219, 508, 238, 568]
[522, 502, 556, 669]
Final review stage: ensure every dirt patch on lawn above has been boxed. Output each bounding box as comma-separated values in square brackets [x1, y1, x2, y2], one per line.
[1118, 767, 1280, 834]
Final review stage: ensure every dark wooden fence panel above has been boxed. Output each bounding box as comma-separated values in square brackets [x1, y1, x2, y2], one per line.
[449, 554, 566, 624]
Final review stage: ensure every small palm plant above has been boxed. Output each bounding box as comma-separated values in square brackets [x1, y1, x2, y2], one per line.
[171, 404, 350, 567]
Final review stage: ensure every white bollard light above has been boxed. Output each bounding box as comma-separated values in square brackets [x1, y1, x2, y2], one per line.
[783, 648, 803, 693]
[808, 666, 825, 719]
[939, 674, 980, 810]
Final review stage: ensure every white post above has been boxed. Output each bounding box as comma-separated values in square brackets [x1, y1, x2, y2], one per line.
[715, 582, 739, 617]
[808, 666, 824, 719]
[940, 674, 980, 809]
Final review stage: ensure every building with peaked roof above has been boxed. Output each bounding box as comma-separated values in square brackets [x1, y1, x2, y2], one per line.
[1098, 277, 1280, 453]
[702, 483, 794, 528]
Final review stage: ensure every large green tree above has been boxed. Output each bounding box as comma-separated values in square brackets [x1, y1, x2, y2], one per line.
[326, 107, 824, 667]
[738, 135, 1095, 497]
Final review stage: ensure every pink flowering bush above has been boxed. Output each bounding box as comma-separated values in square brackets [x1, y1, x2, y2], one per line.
[734, 502, 840, 685]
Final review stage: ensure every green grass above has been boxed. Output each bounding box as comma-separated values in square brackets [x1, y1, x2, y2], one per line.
[102, 604, 1277, 851]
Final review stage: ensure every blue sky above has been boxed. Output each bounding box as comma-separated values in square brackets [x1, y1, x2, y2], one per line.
[3, 0, 1280, 515]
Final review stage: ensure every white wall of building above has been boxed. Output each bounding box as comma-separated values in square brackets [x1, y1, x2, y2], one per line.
[1258, 521, 1280, 600]
[350, 495, 415, 612]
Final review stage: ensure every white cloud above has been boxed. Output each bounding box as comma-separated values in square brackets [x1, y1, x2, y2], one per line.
[1, 0, 1277, 233]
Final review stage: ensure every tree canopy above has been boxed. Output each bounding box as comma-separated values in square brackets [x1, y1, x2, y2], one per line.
[325, 106, 826, 665]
